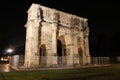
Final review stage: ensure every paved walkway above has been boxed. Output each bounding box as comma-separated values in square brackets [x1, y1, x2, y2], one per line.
[9, 64, 111, 71]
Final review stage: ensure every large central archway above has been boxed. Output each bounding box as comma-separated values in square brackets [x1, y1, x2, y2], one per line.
[57, 39, 62, 64]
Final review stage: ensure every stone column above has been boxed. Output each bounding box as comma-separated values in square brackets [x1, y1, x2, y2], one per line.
[24, 21, 33, 68]
[46, 11, 58, 66]
[33, 20, 41, 66]
[52, 23, 57, 55]
[51, 23, 57, 66]
[67, 28, 75, 66]
[45, 23, 58, 67]
[84, 27, 91, 64]
[24, 20, 40, 68]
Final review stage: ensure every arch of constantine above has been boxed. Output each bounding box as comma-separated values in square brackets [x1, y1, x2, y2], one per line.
[24, 3, 90, 68]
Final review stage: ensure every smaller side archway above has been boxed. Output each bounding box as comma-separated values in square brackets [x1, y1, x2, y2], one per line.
[78, 47, 83, 65]
[39, 44, 47, 65]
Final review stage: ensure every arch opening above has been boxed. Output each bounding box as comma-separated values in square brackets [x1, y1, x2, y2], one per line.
[39, 44, 46, 65]
[57, 39, 62, 64]
[78, 47, 83, 65]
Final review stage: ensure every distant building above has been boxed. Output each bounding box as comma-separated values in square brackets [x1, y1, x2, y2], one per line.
[24, 3, 90, 68]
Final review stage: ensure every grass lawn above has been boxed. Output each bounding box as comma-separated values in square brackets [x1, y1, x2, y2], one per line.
[1, 64, 120, 80]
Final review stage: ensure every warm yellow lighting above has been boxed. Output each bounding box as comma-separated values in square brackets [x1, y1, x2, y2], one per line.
[7, 48, 13, 53]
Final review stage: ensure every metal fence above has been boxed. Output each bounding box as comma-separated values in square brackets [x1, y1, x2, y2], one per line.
[21, 56, 110, 67]
[91, 57, 110, 65]
[11, 55, 111, 68]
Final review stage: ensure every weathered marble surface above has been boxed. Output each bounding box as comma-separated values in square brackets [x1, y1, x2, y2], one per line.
[24, 3, 90, 68]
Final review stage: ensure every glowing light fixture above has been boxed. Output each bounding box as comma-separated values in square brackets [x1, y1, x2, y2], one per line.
[7, 48, 13, 53]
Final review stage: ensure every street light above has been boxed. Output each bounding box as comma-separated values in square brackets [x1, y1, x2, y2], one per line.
[6, 48, 14, 62]
[7, 48, 13, 53]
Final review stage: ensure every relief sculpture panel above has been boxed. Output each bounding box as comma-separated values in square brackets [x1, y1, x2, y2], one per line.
[41, 31, 52, 48]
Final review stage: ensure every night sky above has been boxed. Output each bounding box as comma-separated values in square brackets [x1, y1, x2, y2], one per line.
[0, 0, 120, 56]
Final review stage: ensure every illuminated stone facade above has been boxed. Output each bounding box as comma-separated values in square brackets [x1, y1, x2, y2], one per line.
[24, 3, 90, 68]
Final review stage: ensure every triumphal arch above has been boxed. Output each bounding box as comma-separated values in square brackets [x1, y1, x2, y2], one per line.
[24, 3, 90, 68]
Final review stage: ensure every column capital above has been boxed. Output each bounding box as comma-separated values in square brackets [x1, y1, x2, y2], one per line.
[25, 19, 41, 28]
[52, 23, 58, 30]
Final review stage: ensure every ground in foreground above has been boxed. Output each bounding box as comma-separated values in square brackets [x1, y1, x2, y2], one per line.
[1, 64, 120, 80]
